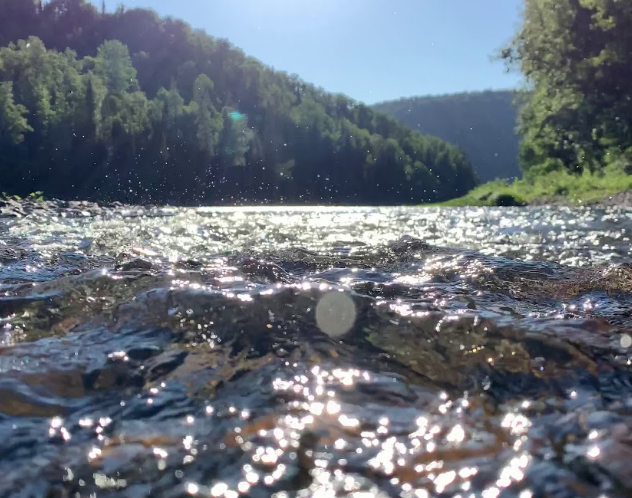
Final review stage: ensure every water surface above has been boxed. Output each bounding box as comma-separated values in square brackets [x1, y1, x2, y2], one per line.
[1, 205, 632, 497]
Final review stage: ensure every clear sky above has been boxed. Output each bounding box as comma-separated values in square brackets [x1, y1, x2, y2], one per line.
[103, 0, 524, 104]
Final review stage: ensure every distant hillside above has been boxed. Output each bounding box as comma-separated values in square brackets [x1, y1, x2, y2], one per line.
[0, 0, 478, 205]
[374, 91, 521, 182]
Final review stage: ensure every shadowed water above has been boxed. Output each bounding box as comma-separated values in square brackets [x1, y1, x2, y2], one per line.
[1, 205, 632, 497]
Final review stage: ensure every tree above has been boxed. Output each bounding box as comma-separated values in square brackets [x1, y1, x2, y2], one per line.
[0, 82, 32, 144]
[192, 74, 222, 156]
[0, 0, 39, 47]
[95, 40, 137, 95]
[374, 91, 521, 181]
[503, 0, 632, 176]
[0, 4, 479, 205]
[220, 108, 254, 168]
[40, 0, 101, 55]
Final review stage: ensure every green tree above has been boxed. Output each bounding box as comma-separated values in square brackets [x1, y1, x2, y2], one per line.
[95, 40, 136, 95]
[503, 0, 632, 175]
[0, 81, 32, 144]
[0, 5, 479, 205]
[374, 91, 521, 181]
[191, 74, 222, 156]
[220, 108, 254, 168]
[0, 0, 39, 48]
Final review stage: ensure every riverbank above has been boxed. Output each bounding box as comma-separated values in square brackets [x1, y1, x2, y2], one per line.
[434, 168, 632, 207]
[3, 167, 632, 216]
[0, 197, 127, 218]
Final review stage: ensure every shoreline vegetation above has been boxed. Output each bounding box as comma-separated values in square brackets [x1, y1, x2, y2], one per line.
[430, 167, 632, 207]
[417, 0, 632, 208]
[2, 177, 631, 220]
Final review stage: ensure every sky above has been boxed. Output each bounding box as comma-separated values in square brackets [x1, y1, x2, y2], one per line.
[102, 0, 524, 104]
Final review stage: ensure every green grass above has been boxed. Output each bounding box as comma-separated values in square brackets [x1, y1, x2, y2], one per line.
[431, 166, 632, 207]
[1, 191, 45, 202]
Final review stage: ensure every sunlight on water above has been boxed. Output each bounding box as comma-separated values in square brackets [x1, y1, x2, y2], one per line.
[1, 205, 632, 496]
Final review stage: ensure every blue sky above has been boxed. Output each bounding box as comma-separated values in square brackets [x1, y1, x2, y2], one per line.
[102, 0, 524, 104]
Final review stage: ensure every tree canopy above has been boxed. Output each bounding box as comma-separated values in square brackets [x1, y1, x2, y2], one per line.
[0, 0, 478, 204]
[374, 91, 521, 182]
[503, 0, 632, 177]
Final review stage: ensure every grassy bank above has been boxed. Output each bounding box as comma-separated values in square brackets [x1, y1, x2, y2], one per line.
[433, 167, 632, 207]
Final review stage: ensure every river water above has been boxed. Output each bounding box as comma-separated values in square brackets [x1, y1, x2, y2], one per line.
[1, 205, 632, 497]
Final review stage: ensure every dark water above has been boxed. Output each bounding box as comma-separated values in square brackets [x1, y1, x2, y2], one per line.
[1, 205, 632, 498]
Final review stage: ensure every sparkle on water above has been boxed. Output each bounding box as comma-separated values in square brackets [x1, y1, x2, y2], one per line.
[1, 205, 632, 497]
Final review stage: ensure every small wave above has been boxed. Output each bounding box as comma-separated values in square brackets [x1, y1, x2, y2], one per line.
[1, 206, 632, 497]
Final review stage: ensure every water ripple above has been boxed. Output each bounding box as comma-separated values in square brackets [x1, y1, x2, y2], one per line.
[1, 205, 632, 497]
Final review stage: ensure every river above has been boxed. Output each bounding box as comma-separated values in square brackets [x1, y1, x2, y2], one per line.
[1, 205, 632, 497]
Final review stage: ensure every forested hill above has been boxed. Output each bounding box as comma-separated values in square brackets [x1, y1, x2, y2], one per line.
[373, 91, 521, 182]
[0, 0, 477, 205]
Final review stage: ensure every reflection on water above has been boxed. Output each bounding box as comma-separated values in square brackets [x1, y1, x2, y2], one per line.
[1, 205, 632, 497]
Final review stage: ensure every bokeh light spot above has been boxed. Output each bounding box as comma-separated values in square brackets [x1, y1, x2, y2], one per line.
[315, 292, 356, 338]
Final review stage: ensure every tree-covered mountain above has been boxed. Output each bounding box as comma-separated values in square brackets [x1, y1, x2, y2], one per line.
[503, 0, 632, 177]
[0, 0, 478, 205]
[373, 91, 521, 182]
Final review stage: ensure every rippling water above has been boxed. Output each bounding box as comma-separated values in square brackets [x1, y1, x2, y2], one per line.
[1, 205, 632, 497]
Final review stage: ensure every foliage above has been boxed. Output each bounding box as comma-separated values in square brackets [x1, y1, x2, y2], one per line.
[0, 81, 32, 144]
[503, 0, 632, 176]
[0, 0, 478, 204]
[94, 40, 137, 94]
[435, 164, 632, 207]
[374, 90, 521, 182]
